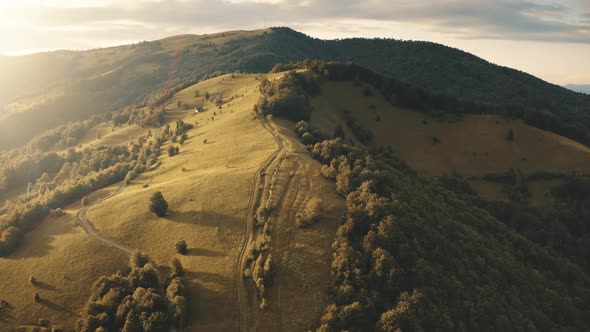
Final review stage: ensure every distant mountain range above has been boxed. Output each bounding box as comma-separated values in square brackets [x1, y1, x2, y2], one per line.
[564, 84, 590, 94]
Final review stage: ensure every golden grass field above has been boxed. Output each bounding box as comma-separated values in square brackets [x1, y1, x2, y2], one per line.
[311, 81, 590, 203]
[0, 72, 341, 331]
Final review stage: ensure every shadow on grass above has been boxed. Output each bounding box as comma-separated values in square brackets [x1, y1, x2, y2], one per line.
[33, 280, 58, 292]
[165, 210, 242, 229]
[4, 217, 77, 260]
[188, 247, 226, 257]
[186, 270, 231, 283]
[39, 298, 74, 315]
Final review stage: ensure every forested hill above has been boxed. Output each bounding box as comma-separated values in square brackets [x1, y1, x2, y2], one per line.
[1, 27, 589, 148]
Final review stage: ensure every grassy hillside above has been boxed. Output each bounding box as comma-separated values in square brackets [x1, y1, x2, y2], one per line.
[311, 80, 590, 203]
[1, 64, 589, 330]
[255, 69, 590, 331]
[0, 72, 342, 330]
[2, 27, 589, 149]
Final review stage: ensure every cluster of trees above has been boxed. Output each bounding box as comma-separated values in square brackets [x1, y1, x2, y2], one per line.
[30, 115, 104, 151]
[244, 246, 273, 311]
[0, 136, 161, 256]
[243, 161, 279, 309]
[293, 128, 590, 331]
[265, 64, 588, 332]
[274, 59, 590, 146]
[160, 120, 193, 145]
[463, 172, 590, 274]
[255, 71, 320, 121]
[75, 252, 187, 331]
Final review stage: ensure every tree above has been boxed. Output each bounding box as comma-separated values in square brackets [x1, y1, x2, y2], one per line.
[301, 132, 315, 145]
[149, 192, 168, 217]
[176, 100, 182, 108]
[175, 240, 188, 255]
[34, 293, 40, 302]
[167, 146, 177, 157]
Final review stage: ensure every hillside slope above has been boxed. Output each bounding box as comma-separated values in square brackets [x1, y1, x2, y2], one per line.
[256, 69, 590, 331]
[1, 28, 589, 149]
[0, 72, 342, 331]
[311, 79, 590, 204]
[1, 68, 589, 331]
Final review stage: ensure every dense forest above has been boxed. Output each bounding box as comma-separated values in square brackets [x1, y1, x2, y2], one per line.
[2, 27, 588, 149]
[255, 69, 590, 331]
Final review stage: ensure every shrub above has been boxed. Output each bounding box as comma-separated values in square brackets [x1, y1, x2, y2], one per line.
[38, 318, 50, 328]
[29, 275, 37, 285]
[175, 240, 188, 255]
[296, 198, 321, 227]
[149, 191, 168, 217]
[301, 132, 315, 145]
[130, 251, 150, 269]
[167, 145, 178, 157]
[33, 293, 40, 302]
[49, 208, 66, 218]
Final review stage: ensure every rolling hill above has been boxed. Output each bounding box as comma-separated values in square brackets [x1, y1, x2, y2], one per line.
[1, 27, 589, 149]
[0, 31, 589, 331]
[0, 72, 343, 331]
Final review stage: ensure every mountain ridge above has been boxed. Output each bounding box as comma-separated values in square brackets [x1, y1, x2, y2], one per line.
[0, 27, 588, 149]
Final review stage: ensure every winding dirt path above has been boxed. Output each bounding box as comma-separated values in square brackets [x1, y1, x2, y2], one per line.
[76, 182, 133, 255]
[234, 118, 284, 332]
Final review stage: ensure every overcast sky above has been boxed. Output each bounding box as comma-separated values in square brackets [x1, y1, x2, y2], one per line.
[0, 0, 589, 85]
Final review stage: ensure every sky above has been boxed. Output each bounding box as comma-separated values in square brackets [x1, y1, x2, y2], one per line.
[0, 0, 589, 85]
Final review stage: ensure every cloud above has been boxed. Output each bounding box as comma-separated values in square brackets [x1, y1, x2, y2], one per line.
[1, 0, 589, 53]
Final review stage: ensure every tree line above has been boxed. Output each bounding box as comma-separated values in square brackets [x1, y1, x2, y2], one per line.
[257, 70, 589, 331]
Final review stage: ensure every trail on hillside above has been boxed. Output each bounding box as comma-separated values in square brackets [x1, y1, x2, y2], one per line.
[235, 118, 284, 332]
[274, 158, 313, 330]
[76, 182, 133, 255]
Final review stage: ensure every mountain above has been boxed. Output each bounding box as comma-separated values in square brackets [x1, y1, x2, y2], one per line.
[1, 68, 589, 331]
[0, 68, 590, 331]
[1, 27, 589, 149]
[565, 84, 590, 94]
